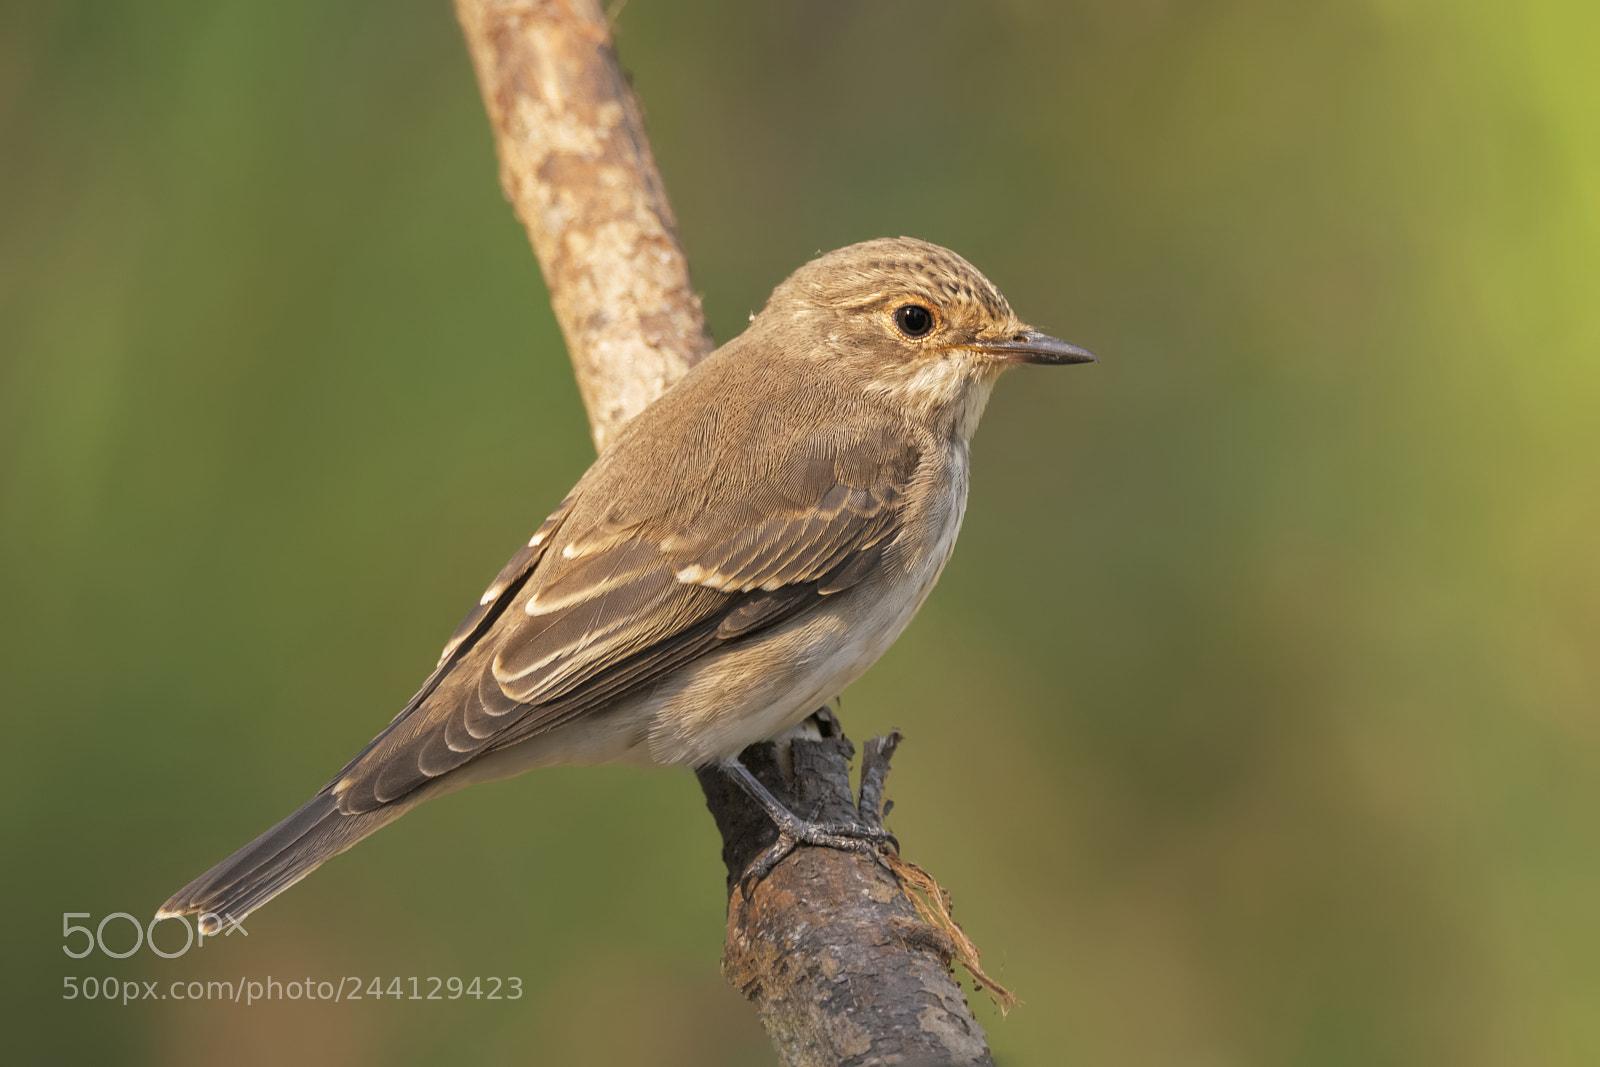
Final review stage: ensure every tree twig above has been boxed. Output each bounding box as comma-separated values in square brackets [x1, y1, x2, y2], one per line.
[453, 2, 996, 1061]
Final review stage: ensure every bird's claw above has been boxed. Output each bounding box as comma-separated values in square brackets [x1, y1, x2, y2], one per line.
[736, 817, 899, 897]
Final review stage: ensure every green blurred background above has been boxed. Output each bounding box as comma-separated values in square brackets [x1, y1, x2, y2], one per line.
[3, 0, 1597, 1063]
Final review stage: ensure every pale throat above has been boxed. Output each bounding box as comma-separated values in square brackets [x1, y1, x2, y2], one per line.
[871, 351, 999, 441]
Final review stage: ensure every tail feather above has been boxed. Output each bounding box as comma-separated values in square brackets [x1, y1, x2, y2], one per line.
[158, 790, 411, 933]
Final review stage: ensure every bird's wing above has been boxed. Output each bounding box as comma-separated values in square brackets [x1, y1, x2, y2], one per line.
[333, 420, 921, 813]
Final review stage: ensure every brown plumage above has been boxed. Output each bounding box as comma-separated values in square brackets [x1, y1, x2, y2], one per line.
[159, 237, 1095, 932]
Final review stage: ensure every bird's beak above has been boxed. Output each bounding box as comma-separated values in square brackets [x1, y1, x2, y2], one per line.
[969, 330, 1098, 366]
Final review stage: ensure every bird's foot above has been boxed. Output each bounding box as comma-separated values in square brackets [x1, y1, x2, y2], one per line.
[721, 757, 898, 895]
[739, 816, 898, 892]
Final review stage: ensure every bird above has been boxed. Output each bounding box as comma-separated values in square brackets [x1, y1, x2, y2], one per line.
[159, 237, 1096, 933]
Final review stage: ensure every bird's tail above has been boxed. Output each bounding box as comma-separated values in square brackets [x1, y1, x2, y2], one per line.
[158, 789, 412, 934]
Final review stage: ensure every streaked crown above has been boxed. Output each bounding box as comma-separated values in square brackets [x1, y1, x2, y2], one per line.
[770, 237, 1015, 325]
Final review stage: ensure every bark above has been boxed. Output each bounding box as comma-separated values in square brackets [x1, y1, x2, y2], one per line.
[454, 0, 713, 451]
[695, 713, 993, 1066]
[453, 2, 995, 1062]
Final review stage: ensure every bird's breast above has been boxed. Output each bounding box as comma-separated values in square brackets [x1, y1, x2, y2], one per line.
[893, 437, 971, 616]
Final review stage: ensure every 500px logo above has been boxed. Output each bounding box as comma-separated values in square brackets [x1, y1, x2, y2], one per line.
[62, 911, 247, 960]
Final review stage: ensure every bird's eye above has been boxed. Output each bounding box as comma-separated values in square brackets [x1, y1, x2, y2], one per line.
[893, 303, 936, 339]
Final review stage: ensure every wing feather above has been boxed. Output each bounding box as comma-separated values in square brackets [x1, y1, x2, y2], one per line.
[332, 421, 923, 814]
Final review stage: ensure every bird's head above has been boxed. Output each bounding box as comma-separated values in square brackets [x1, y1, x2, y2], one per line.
[755, 237, 1095, 439]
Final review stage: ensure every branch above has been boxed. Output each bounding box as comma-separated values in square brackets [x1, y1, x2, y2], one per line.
[696, 712, 996, 1065]
[454, 0, 712, 450]
[454, 2, 997, 1061]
